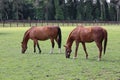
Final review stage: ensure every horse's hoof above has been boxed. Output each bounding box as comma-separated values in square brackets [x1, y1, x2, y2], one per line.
[59, 48, 61, 53]
[98, 58, 101, 61]
[39, 51, 41, 54]
[59, 51, 61, 53]
[73, 57, 77, 59]
[49, 52, 53, 54]
[59, 52, 61, 54]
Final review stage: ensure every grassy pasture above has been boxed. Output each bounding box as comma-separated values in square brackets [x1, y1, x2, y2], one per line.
[0, 25, 120, 80]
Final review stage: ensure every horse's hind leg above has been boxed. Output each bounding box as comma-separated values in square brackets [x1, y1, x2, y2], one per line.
[37, 43, 41, 53]
[82, 42, 88, 59]
[33, 39, 40, 53]
[96, 42, 102, 61]
[55, 39, 61, 53]
[50, 39, 55, 53]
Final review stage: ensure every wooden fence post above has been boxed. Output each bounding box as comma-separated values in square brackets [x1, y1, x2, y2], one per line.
[35, 20, 38, 26]
[17, 21, 18, 27]
[10, 21, 11, 27]
[30, 20, 31, 27]
[3, 21, 5, 27]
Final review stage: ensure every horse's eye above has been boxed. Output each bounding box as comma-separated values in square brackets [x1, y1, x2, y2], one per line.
[67, 50, 69, 52]
[67, 49, 71, 53]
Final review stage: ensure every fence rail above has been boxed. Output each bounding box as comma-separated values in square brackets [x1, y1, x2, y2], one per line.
[0, 20, 120, 27]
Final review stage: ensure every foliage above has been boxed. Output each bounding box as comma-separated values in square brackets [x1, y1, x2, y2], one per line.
[0, 0, 120, 21]
[54, 0, 64, 20]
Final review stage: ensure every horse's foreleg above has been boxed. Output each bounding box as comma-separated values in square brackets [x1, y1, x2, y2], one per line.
[33, 40, 37, 53]
[82, 42, 88, 59]
[33, 39, 38, 53]
[74, 41, 79, 59]
[37, 43, 41, 53]
[96, 42, 102, 61]
[50, 39, 55, 53]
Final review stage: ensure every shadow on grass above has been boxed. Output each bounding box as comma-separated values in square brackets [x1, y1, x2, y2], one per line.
[0, 32, 12, 35]
[22, 51, 64, 55]
[86, 57, 120, 63]
[102, 59, 120, 63]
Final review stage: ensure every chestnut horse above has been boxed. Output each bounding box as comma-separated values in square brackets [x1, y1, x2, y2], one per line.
[21, 26, 62, 54]
[64, 25, 108, 61]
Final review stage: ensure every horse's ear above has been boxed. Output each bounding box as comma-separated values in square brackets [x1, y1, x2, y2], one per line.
[64, 45, 67, 48]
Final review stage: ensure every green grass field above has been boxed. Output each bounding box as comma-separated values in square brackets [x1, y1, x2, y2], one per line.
[0, 25, 120, 80]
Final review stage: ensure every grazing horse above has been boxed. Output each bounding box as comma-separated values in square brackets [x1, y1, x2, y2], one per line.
[64, 25, 108, 61]
[21, 26, 62, 54]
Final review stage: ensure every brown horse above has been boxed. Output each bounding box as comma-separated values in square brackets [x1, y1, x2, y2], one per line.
[64, 25, 108, 61]
[21, 26, 62, 54]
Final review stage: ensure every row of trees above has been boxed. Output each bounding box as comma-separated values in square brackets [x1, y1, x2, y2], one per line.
[0, 0, 120, 21]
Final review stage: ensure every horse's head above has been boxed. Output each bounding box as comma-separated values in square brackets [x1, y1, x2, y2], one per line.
[21, 42, 27, 53]
[64, 45, 72, 58]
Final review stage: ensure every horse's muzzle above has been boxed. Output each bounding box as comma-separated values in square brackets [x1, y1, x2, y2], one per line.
[66, 55, 70, 58]
[21, 50, 25, 54]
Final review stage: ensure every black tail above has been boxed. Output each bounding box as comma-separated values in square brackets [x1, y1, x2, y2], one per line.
[104, 30, 108, 55]
[57, 27, 62, 48]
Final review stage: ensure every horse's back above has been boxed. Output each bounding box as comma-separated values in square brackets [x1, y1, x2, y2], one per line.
[70, 26, 106, 42]
[91, 26, 106, 35]
[91, 26, 107, 41]
[29, 26, 59, 40]
[91, 26, 105, 32]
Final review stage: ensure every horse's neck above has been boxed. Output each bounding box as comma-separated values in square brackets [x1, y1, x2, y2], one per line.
[22, 34, 29, 46]
[66, 37, 74, 48]
[23, 38, 29, 45]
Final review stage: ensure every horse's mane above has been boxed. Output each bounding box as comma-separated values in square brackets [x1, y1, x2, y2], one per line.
[68, 28, 75, 38]
[22, 27, 35, 43]
[68, 27, 80, 38]
[22, 30, 29, 42]
[66, 27, 78, 44]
